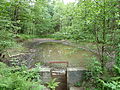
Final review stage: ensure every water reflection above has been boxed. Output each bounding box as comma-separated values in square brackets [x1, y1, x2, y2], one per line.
[32, 42, 96, 68]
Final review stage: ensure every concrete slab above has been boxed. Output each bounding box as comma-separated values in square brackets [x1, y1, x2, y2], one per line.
[67, 67, 87, 87]
[67, 67, 87, 71]
[40, 67, 51, 72]
[40, 67, 52, 83]
[42, 87, 50, 90]
[70, 87, 84, 90]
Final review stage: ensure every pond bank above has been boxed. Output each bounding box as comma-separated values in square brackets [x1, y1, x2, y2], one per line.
[8, 38, 98, 68]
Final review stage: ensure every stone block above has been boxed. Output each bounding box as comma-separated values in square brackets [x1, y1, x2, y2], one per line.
[70, 87, 84, 90]
[40, 67, 52, 83]
[42, 87, 50, 90]
[67, 67, 87, 87]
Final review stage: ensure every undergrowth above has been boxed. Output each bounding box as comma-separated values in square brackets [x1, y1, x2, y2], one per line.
[0, 62, 44, 90]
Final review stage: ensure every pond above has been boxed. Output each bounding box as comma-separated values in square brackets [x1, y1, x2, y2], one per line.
[28, 42, 96, 68]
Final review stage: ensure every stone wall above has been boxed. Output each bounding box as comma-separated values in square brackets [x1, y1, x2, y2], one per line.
[40, 67, 52, 83]
[67, 67, 87, 87]
[39, 67, 87, 90]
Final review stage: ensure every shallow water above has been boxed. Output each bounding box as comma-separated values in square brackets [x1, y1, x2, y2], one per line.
[32, 42, 96, 68]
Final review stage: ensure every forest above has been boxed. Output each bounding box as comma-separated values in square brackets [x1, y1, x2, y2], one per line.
[0, 0, 120, 90]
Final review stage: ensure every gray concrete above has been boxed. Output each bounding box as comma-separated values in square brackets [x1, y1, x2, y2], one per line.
[39, 67, 87, 89]
[42, 87, 50, 90]
[40, 67, 52, 83]
[70, 87, 84, 90]
[67, 67, 87, 87]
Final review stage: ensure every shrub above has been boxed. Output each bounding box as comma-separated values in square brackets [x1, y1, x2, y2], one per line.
[0, 30, 14, 52]
[0, 62, 44, 90]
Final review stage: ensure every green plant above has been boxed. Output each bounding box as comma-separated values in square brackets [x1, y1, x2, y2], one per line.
[0, 62, 44, 90]
[88, 57, 103, 77]
[84, 56, 120, 90]
[97, 78, 120, 90]
[113, 65, 120, 75]
[74, 82, 82, 87]
[46, 78, 60, 90]
[0, 31, 14, 52]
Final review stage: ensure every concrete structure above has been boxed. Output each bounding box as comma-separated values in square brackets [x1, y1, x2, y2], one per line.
[40, 67, 52, 83]
[67, 67, 87, 87]
[70, 87, 84, 90]
[43, 87, 50, 90]
[40, 67, 87, 90]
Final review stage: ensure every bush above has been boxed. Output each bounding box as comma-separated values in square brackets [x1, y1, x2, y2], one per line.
[0, 62, 44, 90]
[84, 57, 120, 90]
[0, 30, 15, 52]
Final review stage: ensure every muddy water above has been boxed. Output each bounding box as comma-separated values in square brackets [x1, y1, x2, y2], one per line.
[31, 42, 96, 68]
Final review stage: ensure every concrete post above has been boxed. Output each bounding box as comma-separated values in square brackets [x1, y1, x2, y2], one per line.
[67, 67, 87, 88]
[40, 67, 52, 83]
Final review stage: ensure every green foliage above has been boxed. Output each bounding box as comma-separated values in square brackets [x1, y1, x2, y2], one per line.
[96, 78, 120, 90]
[0, 30, 15, 52]
[88, 57, 103, 77]
[0, 0, 55, 36]
[0, 62, 44, 90]
[74, 82, 82, 87]
[84, 57, 120, 90]
[46, 78, 60, 90]
[116, 44, 120, 68]
[103, 81, 120, 90]
[114, 65, 120, 75]
[0, 0, 119, 89]
[15, 34, 39, 40]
